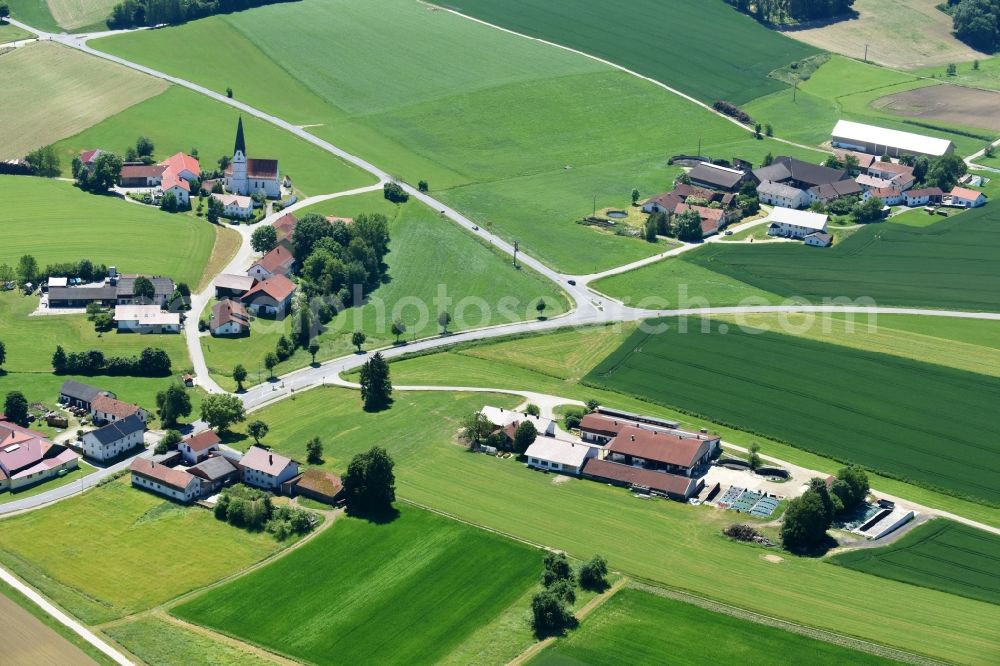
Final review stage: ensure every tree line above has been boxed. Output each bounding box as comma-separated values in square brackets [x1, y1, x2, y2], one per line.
[724, 0, 855, 23]
[52, 345, 172, 377]
[949, 0, 1000, 53]
[108, 0, 293, 29]
[780, 465, 870, 552]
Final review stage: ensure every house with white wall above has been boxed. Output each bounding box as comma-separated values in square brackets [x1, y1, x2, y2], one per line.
[130, 457, 202, 503]
[240, 445, 299, 491]
[82, 414, 146, 462]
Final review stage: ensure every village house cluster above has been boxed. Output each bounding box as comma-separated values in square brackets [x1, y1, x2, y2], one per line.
[44, 268, 181, 333]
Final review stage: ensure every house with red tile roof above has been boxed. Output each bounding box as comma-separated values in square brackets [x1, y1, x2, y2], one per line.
[179, 430, 222, 464]
[130, 457, 202, 503]
[241, 275, 296, 318]
[91, 395, 149, 425]
[210, 299, 250, 336]
[248, 244, 295, 280]
[674, 202, 727, 236]
[948, 187, 987, 208]
[160, 152, 200, 182]
[239, 445, 300, 491]
[273, 213, 298, 242]
[605, 425, 715, 477]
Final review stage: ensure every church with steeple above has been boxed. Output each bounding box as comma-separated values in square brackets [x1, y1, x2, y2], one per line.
[224, 116, 282, 198]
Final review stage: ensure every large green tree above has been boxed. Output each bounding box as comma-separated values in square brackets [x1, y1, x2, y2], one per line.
[3, 391, 29, 426]
[359, 351, 391, 411]
[199, 394, 246, 432]
[674, 209, 704, 242]
[156, 383, 192, 428]
[251, 225, 278, 253]
[132, 276, 155, 303]
[513, 420, 537, 454]
[343, 446, 396, 514]
[780, 490, 831, 551]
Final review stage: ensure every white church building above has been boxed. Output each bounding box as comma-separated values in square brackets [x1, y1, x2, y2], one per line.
[224, 117, 282, 198]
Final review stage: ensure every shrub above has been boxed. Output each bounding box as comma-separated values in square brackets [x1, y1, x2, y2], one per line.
[578, 554, 609, 591]
[383, 182, 409, 203]
[712, 100, 753, 124]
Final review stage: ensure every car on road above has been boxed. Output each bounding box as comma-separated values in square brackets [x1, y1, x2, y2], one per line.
[568, 279, 576, 286]
[472, 225, 479, 230]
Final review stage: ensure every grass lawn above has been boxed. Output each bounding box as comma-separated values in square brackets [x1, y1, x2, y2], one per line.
[530, 587, 898, 665]
[103, 615, 276, 666]
[197, 223, 243, 292]
[94, 0, 825, 274]
[379, 326, 1000, 529]
[174, 504, 542, 665]
[918, 56, 1000, 91]
[202, 195, 569, 390]
[586, 317, 1000, 505]
[744, 55, 991, 155]
[5, 0, 60, 33]
[0, 477, 283, 625]
[44, 0, 117, 31]
[830, 520, 1000, 606]
[51, 85, 375, 197]
[0, 461, 97, 506]
[0, 42, 167, 161]
[3, 176, 217, 286]
[600, 203, 1000, 310]
[0, 20, 34, 41]
[239, 385, 1000, 664]
[438, 0, 817, 105]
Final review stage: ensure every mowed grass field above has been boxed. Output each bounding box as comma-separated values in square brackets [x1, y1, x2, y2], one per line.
[585, 318, 1000, 505]
[831, 520, 1000, 606]
[440, 0, 817, 104]
[174, 505, 542, 665]
[103, 616, 276, 666]
[0, 478, 282, 625]
[45, 0, 118, 31]
[0, 43, 167, 160]
[238, 386, 1000, 664]
[51, 85, 375, 197]
[598, 206, 1000, 311]
[3, 176, 217, 286]
[95, 0, 825, 273]
[203, 193, 568, 389]
[530, 587, 897, 665]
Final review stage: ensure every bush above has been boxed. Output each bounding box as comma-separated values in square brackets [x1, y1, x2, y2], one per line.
[383, 182, 409, 203]
[712, 100, 752, 124]
[531, 590, 576, 637]
[542, 552, 573, 587]
[563, 406, 586, 430]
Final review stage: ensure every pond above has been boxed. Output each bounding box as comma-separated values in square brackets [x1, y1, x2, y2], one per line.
[607, 210, 628, 219]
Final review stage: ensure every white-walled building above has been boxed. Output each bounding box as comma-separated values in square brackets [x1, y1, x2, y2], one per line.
[831, 120, 955, 158]
[767, 207, 828, 239]
[756, 180, 809, 209]
[82, 414, 146, 462]
[525, 439, 600, 476]
[130, 457, 202, 503]
[225, 117, 281, 198]
[179, 430, 222, 465]
[240, 446, 299, 491]
[212, 193, 253, 219]
[480, 406, 556, 437]
[114, 305, 181, 333]
[948, 187, 987, 208]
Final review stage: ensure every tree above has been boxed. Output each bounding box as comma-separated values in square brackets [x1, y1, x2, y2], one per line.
[264, 352, 279, 379]
[160, 191, 179, 213]
[155, 429, 183, 454]
[524, 403, 540, 417]
[417, 180, 429, 192]
[807, 477, 836, 525]
[0, 340, 5, 371]
[780, 490, 831, 551]
[359, 352, 392, 411]
[200, 394, 246, 432]
[586, 399, 600, 412]
[297, 307, 313, 349]
[461, 412, 494, 449]
[84, 152, 123, 193]
[156, 383, 192, 428]
[135, 136, 154, 158]
[535, 298, 547, 318]
[0, 3, 9, 21]
[0, 263, 13, 285]
[24, 145, 61, 177]
[762, 152, 774, 167]
[747, 442, 762, 471]
[438, 311, 452, 334]
[383, 182, 409, 203]
[542, 551, 573, 587]
[754, 122, 762, 139]
[631, 188, 640, 205]
[206, 195, 223, 223]
[306, 436, 324, 464]
[674, 209, 704, 242]
[391, 320, 406, 343]
[3, 391, 28, 426]
[578, 554, 609, 591]
[927, 153, 968, 190]
[232, 364, 247, 391]
[52, 345, 67, 373]
[308, 342, 320, 364]
[132, 276, 155, 303]
[912, 156, 930, 183]
[643, 215, 658, 242]
[17, 254, 38, 285]
[93, 312, 114, 332]
[531, 590, 575, 637]
[343, 446, 396, 514]
[513, 420, 537, 454]
[352, 331, 367, 353]
[946, 63, 958, 76]
[251, 225, 278, 253]
[852, 196, 884, 224]
[649, 211, 672, 237]
[226, 87, 233, 98]
[833, 465, 870, 510]
[765, 123, 773, 137]
[246, 419, 269, 444]
[952, 0, 1000, 51]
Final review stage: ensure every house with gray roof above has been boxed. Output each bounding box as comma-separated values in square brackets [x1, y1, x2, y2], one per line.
[59, 380, 114, 411]
[81, 413, 146, 462]
[188, 455, 239, 494]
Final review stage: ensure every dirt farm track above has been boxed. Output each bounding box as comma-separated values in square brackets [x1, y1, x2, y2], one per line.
[872, 83, 1000, 133]
[0, 593, 96, 665]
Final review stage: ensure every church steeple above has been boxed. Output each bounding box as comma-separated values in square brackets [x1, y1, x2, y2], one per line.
[234, 116, 246, 157]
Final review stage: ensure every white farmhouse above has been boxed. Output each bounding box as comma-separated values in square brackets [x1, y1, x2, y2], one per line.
[240, 446, 299, 491]
[480, 405, 556, 437]
[179, 430, 222, 465]
[767, 207, 828, 239]
[524, 439, 600, 476]
[82, 414, 146, 462]
[130, 457, 202, 503]
[756, 180, 808, 209]
[114, 305, 181, 333]
[212, 193, 253, 219]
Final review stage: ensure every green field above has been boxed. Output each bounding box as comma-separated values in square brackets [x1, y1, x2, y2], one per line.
[3, 176, 217, 286]
[531, 587, 897, 665]
[94, 0, 824, 273]
[440, 0, 817, 104]
[234, 385, 1000, 664]
[103, 617, 276, 666]
[586, 318, 1000, 505]
[831, 520, 1000, 606]
[598, 206, 1000, 310]
[0, 478, 282, 624]
[918, 56, 1000, 92]
[0, 461, 96, 505]
[202, 193, 568, 389]
[5, 0, 61, 33]
[51, 85, 374, 197]
[174, 505, 542, 665]
[0, 20, 34, 42]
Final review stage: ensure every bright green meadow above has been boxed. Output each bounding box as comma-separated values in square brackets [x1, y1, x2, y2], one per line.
[103, 616, 276, 666]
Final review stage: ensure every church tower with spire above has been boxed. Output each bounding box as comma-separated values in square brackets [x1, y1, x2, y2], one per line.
[228, 116, 248, 195]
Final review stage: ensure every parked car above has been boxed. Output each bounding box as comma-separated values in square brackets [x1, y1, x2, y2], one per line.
[568, 279, 577, 286]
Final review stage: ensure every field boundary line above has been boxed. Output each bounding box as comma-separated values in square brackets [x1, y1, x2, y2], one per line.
[629, 581, 947, 666]
[155, 609, 299, 666]
[422, 1, 827, 156]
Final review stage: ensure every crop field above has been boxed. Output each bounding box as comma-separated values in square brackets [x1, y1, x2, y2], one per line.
[5, 0, 61, 33]
[202, 195, 568, 389]
[599, 205, 1000, 311]
[744, 56, 992, 154]
[3, 176, 217, 286]
[94, 0, 823, 273]
[0, 43, 167, 161]
[780, 0, 985, 70]
[530, 587, 896, 665]
[239, 385, 1000, 664]
[585, 318, 1000, 505]
[103, 616, 276, 666]
[174, 505, 542, 665]
[0, 478, 281, 625]
[439, 0, 818, 104]
[831, 520, 1000, 606]
[51, 85, 374, 197]
[871, 84, 1000, 134]
[45, 0, 118, 31]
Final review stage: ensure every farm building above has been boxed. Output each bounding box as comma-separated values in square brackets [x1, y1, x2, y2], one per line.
[187, 455, 239, 494]
[91, 394, 148, 425]
[48, 285, 117, 308]
[753, 156, 850, 190]
[114, 304, 181, 333]
[248, 245, 295, 280]
[855, 174, 895, 191]
[808, 179, 863, 204]
[831, 120, 955, 158]
[214, 274, 258, 300]
[581, 458, 702, 501]
[580, 413, 629, 444]
[525, 439, 599, 475]
[119, 164, 166, 187]
[161, 170, 192, 206]
[115, 276, 176, 307]
[273, 212, 298, 241]
[904, 188, 945, 206]
[674, 203, 727, 236]
[686, 162, 746, 191]
[804, 232, 833, 248]
[130, 457, 201, 503]
[0, 420, 80, 492]
[948, 187, 987, 208]
[767, 207, 828, 239]
[833, 149, 878, 172]
[641, 184, 734, 214]
[241, 275, 296, 318]
[81, 414, 146, 462]
[757, 180, 809, 209]
[212, 193, 253, 219]
[480, 406, 556, 437]
[225, 117, 282, 198]
[594, 407, 678, 430]
[240, 446, 300, 491]
[210, 299, 251, 336]
[59, 380, 114, 412]
[864, 187, 905, 206]
[179, 430, 222, 465]
[289, 468, 344, 504]
[604, 426, 715, 477]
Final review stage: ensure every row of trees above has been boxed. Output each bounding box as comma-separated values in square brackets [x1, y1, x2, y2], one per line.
[108, 0, 291, 29]
[780, 465, 870, 551]
[951, 0, 1000, 53]
[52, 345, 171, 377]
[531, 552, 609, 636]
[725, 0, 855, 22]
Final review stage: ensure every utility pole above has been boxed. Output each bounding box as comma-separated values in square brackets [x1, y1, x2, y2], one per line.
[592, 194, 597, 216]
[697, 138, 702, 157]
[513, 240, 519, 269]
[793, 80, 797, 102]
[864, 44, 868, 63]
